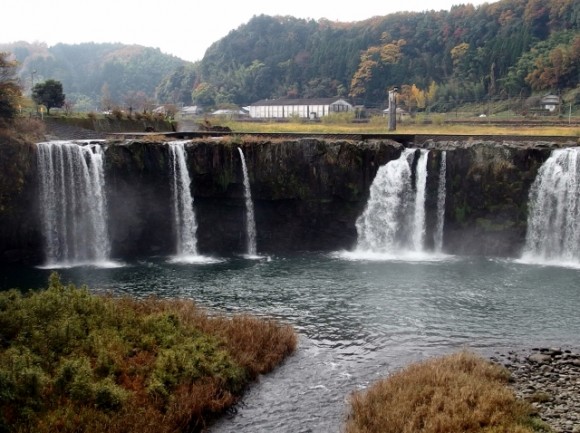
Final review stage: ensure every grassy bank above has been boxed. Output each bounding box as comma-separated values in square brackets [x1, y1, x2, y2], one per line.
[217, 117, 579, 137]
[345, 351, 551, 433]
[0, 273, 297, 433]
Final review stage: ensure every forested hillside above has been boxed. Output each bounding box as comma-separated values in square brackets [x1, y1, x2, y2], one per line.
[194, 0, 579, 110]
[0, 42, 190, 112]
[1, 0, 579, 113]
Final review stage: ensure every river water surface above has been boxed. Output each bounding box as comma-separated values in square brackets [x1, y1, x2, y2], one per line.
[3, 252, 580, 432]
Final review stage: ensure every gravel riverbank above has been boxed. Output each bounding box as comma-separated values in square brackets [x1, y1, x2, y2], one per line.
[491, 348, 580, 433]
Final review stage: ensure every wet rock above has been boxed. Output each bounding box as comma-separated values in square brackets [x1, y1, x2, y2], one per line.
[529, 353, 553, 364]
[493, 347, 580, 433]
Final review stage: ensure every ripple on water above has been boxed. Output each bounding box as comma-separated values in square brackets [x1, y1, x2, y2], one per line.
[4, 254, 580, 433]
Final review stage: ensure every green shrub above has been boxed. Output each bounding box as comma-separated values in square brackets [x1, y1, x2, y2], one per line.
[94, 378, 127, 411]
[0, 272, 296, 433]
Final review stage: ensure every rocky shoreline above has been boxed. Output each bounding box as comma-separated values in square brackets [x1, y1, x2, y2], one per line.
[491, 348, 580, 433]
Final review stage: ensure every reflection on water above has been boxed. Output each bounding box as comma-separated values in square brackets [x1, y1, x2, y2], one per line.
[2, 254, 580, 432]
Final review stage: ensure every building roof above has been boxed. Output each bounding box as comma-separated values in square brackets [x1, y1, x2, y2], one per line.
[540, 94, 561, 104]
[181, 106, 201, 113]
[211, 109, 248, 116]
[250, 97, 351, 107]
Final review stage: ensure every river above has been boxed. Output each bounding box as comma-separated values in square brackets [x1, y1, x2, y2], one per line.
[2, 252, 579, 432]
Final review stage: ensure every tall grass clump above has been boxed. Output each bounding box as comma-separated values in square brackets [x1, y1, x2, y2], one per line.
[345, 351, 550, 433]
[321, 112, 355, 124]
[432, 113, 446, 125]
[0, 273, 297, 433]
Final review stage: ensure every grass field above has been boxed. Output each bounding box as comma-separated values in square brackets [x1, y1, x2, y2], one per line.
[216, 117, 580, 138]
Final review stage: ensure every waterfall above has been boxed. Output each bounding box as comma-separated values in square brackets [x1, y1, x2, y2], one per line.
[168, 141, 199, 257]
[237, 147, 257, 256]
[434, 150, 447, 253]
[355, 148, 429, 254]
[411, 149, 429, 250]
[521, 147, 580, 264]
[37, 140, 111, 266]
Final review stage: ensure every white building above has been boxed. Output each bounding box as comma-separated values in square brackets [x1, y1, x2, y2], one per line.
[382, 107, 410, 120]
[540, 94, 561, 112]
[179, 106, 203, 118]
[249, 97, 353, 119]
[211, 108, 249, 118]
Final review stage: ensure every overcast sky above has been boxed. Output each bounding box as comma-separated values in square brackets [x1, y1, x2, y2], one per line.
[2, 0, 496, 62]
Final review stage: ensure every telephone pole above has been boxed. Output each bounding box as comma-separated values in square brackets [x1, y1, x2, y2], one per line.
[388, 87, 398, 131]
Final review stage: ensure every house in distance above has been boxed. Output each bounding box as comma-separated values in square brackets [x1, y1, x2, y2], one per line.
[249, 97, 353, 119]
[540, 94, 561, 113]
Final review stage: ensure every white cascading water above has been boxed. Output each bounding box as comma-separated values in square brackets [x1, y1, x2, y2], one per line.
[355, 148, 429, 254]
[434, 150, 447, 253]
[168, 141, 199, 257]
[237, 147, 257, 256]
[411, 149, 429, 250]
[521, 147, 580, 264]
[37, 140, 111, 266]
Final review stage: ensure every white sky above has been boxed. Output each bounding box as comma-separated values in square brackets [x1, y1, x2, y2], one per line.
[1, 0, 495, 63]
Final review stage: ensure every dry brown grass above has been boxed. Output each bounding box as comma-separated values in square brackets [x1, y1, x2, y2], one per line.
[345, 351, 546, 433]
[116, 297, 298, 379]
[0, 117, 46, 142]
[221, 118, 579, 137]
[92, 296, 298, 433]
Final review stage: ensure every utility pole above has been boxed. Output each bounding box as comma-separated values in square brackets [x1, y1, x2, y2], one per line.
[388, 87, 398, 131]
[31, 70, 37, 114]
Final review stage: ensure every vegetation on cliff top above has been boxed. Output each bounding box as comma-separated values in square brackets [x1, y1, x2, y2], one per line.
[346, 351, 551, 433]
[0, 52, 22, 129]
[0, 273, 297, 433]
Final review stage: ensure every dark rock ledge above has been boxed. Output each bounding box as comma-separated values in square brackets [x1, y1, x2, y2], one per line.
[491, 348, 580, 433]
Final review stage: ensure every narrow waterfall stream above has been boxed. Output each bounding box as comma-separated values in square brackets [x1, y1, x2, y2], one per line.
[411, 149, 429, 251]
[36, 140, 111, 267]
[434, 150, 447, 253]
[521, 147, 580, 266]
[168, 141, 199, 258]
[353, 148, 430, 256]
[237, 147, 258, 257]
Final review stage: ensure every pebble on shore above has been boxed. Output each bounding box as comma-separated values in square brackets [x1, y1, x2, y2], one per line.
[490, 347, 580, 433]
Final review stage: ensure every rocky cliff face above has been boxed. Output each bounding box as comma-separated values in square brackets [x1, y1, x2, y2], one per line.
[0, 135, 574, 264]
[0, 137, 42, 264]
[104, 138, 402, 258]
[422, 140, 553, 257]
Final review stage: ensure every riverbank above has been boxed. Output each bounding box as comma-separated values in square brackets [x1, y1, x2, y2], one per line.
[345, 350, 550, 433]
[492, 347, 580, 433]
[345, 348, 580, 433]
[0, 273, 297, 433]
